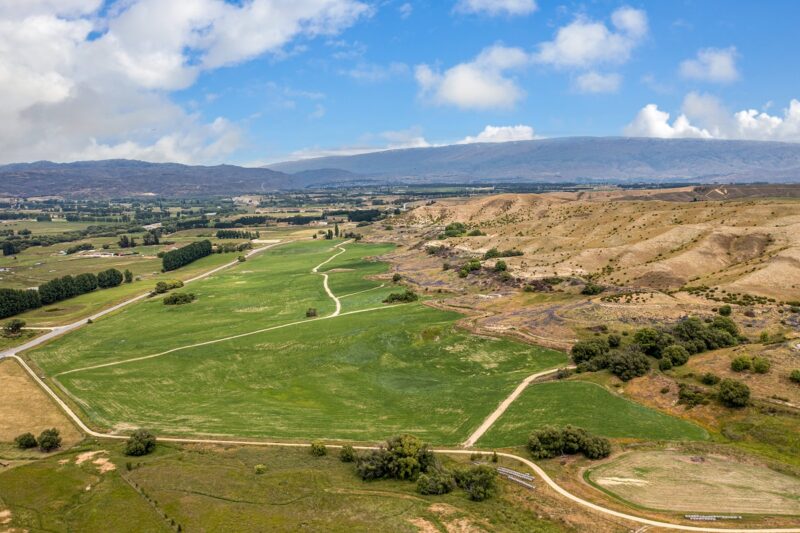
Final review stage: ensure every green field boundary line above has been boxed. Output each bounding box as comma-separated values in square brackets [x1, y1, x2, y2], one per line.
[8, 353, 800, 533]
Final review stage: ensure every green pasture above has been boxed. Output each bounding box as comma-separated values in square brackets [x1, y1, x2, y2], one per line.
[478, 381, 709, 448]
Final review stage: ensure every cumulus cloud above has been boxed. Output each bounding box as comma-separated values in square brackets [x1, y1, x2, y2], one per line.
[574, 71, 621, 93]
[0, 0, 368, 164]
[534, 7, 647, 68]
[458, 125, 535, 144]
[454, 0, 537, 16]
[415, 45, 529, 109]
[679, 47, 739, 83]
[625, 93, 800, 142]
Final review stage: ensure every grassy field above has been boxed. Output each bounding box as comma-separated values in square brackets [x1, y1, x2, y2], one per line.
[478, 381, 708, 448]
[0, 443, 563, 533]
[586, 450, 800, 515]
[26, 239, 568, 443]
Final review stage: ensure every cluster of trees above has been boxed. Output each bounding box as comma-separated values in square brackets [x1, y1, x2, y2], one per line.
[0, 288, 42, 319]
[731, 355, 771, 374]
[1, 222, 145, 256]
[14, 428, 61, 452]
[483, 248, 523, 259]
[527, 425, 611, 460]
[571, 315, 742, 381]
[65, 242, 93, 255]
[215, 242, 251, 254]
[162, 240, 212, 271]
[163, 292, 196, 305]
[383, 290, 419, 303]
[458, 259, 482, 278]
[581, 282, 605, 295]
[152, 280, 183, 295]
[2, 318, 25, 336]
[441, 222, 467, 238]
[215, 230, 259, 239]
[142, 229, 160, 245]
[350, 434, 497, 501]
[0, 267, 127, 319]
[118, 235, 137, 248]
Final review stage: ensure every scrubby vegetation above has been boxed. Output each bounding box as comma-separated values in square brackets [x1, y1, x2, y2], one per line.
[483, 248, 523, 259]
[719, 379, 750, 408]
[163, 292, 196, 305]
[383, 289, 419, 303]
[527, 425, 611, 460]
[124, 429, 157, 456]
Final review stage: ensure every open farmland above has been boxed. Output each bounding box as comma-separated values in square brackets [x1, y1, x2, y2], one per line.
[26, 239, 567, 443]
[586, 450, 800, 515]
[477, 381, 708, 448]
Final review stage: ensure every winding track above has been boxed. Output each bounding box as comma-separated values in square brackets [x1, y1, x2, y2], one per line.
[3, 240, 799, 532]
[311, 239, 353, 317]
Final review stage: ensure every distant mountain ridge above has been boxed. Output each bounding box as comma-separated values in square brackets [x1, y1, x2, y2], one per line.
[2, 137, 800, 198]
[269, 137, 800, 184]
[0, 159, 294, 198]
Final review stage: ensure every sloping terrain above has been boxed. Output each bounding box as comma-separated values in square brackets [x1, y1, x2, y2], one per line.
[403, 189, 800, 299]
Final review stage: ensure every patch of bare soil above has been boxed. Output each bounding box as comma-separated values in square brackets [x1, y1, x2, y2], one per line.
[408, 517, 439, 533]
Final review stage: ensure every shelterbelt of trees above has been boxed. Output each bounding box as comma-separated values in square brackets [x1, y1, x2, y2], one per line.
[162, 240, 212, 272]
[0, 268, 126, 319]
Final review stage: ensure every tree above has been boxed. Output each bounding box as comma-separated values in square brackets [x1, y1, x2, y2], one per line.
[417, 468, 456, 495]
[609, 350, 650, 381]
[570, 339, 609, 364]
[340, 444, 356, 462]
[118, 235, 130, 248]
[14, 432, 37, 449]
[124, 269, 133, 283]
[454, 465, 497, 501]
[38, 428, 62, 452]
[356, 434, 434, 481]
[718, 305, 732, 316]
[75, 272, 98, 293]
[581, 282, 604, 295]
[306, 308, 318, 318]
[719, 379, 750, 408]
[528, 425, 611, 460]
[334, 223, 340, 237]
[662, 345, 689, 367]
[97, 268, 124, 288]
[162, 240, 213, 271]
[310, 441, 327, 456]
[633, 328, 674, 358]
[494, 260, 507, 272]
[124, 429, 157, 456]
[3, 318, 25, 337]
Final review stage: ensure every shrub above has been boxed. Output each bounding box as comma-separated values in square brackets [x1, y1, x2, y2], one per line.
[609, 350, 650, 381]
[37, 428, 62, 452]
[237, 255, 246, 262]
[570, 339, 609, 364]
[581, 282, 604, 295]
[607, 333, 621, 348]
[731, 356, 751, 372]
[14, 432, 37, 449]
[719, 379, 750, 408]
[678, 384, 708, 408]
[658, 358, 673, 371]
[790, 370, 800, 384]
[306, 308, 318, 318]
[125, 429, 157, 456]
[340, 445, 356, 463]
[383, 290, 418, 303]
[3, 318, 26, 337]
[153, 280, 183, 294]
[700, 373, 721, 385]
[662, 345, 689, 367]
[254, 464, 267, 474]
[392, 273, 402, 282]
[163, 292, 196, 305]
[494, 260, 507, 272]
[454, 465, 497, 501]
[718, 305, 732, 316]
[416, 468, 456, 495]
[752, 356, 770, 374]
[310, 441, 327, 456]
[356, 435, 434, 481]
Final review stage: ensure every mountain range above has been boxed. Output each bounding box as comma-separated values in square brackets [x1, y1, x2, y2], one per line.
[2, 137, 800, 197]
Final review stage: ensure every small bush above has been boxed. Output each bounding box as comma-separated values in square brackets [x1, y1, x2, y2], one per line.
[306, 308, 318, 317]
[3, 318, 26, 337]
[125, 429, 157, 456]
[494, 260, 507, 272]
[310, 441, 327, 456]
[607, 333, 621, 348]
[718, 305, 732, 316]
[163, 292, 196, 305]
[678, 384, 708, 408]
[719, 379, 750, 408]
[731, 356, 752, 372]
[658, 358, 673, 371]
[581, 282, 604, 295]
[392, 273, 402, 282]
[383, 290, 419, 303]
[37, 428, 61, 452]
[254, 464, 267, 474]
[752, 356, 770, 374]
[339, 444, 356, 463]
[790, 369, 800, 384]
[700, 373, 720, 385]
[14, 432, 37, 449]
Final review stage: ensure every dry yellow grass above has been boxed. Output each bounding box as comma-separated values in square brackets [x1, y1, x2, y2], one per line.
[0, 359, 83, 446]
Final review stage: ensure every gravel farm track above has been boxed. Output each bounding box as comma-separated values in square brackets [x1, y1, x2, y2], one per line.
[2, 239, 799, 533]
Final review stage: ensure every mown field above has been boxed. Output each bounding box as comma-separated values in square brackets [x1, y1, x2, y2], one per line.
[478, 381, 708, 448]
[0, 443, 563, 533]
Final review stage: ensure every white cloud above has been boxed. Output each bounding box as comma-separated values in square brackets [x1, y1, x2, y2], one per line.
[679, 47, 739, 83]
[534, 7, 647, 68]
[284, 127, 431, 160]
[625, 94, 800, 142]
[0, 0, 368, 164]
[309, 104, 326, 120]
[458, 125, 535, 144]
[415, 45, 529, 109]
[454, 0, 537, 16]
[344, 61, 409, 82]
[574, 71, 621, 93]
[398, 3, 413, 19]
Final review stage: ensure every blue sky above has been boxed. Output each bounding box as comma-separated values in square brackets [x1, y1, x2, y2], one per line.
[1, 0, 798, 165]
